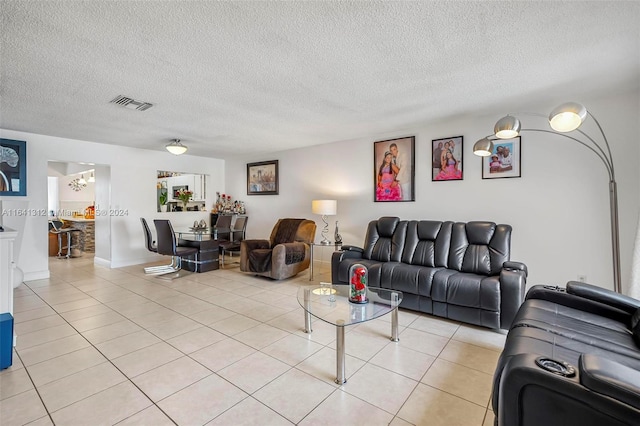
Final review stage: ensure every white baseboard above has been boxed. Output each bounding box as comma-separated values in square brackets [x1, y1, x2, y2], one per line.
[24, 270, 50, 282]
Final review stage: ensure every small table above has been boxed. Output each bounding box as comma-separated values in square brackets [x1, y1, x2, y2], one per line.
[297, 284, 402, 384]
[175, 227, 231, 241]
[309, 242, 342, 280]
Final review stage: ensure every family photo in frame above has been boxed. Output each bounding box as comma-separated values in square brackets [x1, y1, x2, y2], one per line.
[432, 136, 463, 181]
[482, 136, 521, 179]
[247, 160, 279, 195]
[373, 136, 415, 202]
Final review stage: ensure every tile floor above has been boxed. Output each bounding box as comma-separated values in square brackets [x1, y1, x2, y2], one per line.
[1, 256, 503, 425]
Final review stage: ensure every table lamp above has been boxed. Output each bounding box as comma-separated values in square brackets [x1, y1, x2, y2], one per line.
[312, 199, 337, 245]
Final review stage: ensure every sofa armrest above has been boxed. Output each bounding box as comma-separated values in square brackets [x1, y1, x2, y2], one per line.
[331, 249, 365, 284]
[580, 354, 640, 410]
[497, 353, 640, 426]
[499, 263, 527, 329]
[503, 261, 528, 276]
[241, 239, 270, 251]
[341, 245, 364, 254]
[526, 284, 632, 324]
[272, 242, 308, 265]
[567, 281, 640, 315]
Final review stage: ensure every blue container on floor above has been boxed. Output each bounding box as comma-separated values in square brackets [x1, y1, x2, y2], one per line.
[0, 312, 14, 369]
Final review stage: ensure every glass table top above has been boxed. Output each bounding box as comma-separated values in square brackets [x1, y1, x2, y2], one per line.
[297, 283, 402, 327]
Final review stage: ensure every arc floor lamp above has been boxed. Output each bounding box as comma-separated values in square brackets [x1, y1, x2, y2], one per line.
[473, 102, 621, 293]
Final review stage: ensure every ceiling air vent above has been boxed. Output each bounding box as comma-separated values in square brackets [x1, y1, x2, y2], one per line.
[109, 95, 153, 111]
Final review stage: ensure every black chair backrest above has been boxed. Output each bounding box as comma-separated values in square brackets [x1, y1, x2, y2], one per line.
[215, 215, 233, 228]
[140, 218, 156, 252]
[154, 219, 177, 256]
[49, 220, 63, 232]
[231, 216, 248, 242]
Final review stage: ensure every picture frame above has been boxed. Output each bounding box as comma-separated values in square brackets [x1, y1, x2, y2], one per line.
[432, 136, 463, 181]
[0, 138, 27, 196]
[482, 136, 521, 179]
[247, 160, 279, 195]
[373, 136, 415, 202]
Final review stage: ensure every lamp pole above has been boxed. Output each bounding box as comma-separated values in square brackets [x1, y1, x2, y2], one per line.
[475, 106, 621, 293]
[521, 127, 621, 293]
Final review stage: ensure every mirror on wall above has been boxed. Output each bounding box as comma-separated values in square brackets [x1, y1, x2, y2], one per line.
[157, 170, 208, 212]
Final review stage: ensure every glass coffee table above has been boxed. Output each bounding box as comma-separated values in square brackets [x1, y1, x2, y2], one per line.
[297, 283, 402, 384]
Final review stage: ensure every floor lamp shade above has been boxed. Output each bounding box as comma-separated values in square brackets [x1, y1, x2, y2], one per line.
[312, 200, 337, 245]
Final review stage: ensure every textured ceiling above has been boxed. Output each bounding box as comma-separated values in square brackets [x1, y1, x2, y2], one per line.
[1, 1, 639, 159]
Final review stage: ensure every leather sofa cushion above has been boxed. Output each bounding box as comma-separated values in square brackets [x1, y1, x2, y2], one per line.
[512, 299, 639, 359]
[362, 217, 406, 262]
[335, 258, 385, 286]
[449, 222, 511, 276]
[431, 272, 500, 312]
[401, 221, 452, 267]
[379, 262, 439, 297]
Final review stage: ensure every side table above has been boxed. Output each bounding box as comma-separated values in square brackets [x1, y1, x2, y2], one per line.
[309, 242, 342, 281]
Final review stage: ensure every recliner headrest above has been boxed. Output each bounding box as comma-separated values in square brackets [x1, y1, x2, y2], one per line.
[377, 217, 400, 237]
[466, 222, 496, 245]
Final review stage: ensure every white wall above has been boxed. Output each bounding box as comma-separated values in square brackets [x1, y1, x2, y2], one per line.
[0, 130, 225, 280]
[225, 90, 640, 293]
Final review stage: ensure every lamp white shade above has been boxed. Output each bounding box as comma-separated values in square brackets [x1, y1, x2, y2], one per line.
[312, 199, 337, 216]
[494, 115, 521, 139]
[88, 171, 95, 183]
[78, 174, 87, 185]
[166, 139, 188, 155]
[549, 102, 587, 132]
[473, 138, 494, 157]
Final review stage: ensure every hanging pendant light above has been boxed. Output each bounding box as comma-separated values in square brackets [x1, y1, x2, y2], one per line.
[472, 137, 495, 157]
[78, 174, 87, 185]
[88, 171, 95, 183]
[166, 139, 188, 155]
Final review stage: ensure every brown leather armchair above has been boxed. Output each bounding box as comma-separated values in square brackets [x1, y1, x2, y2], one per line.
[240, 218, 316, 280]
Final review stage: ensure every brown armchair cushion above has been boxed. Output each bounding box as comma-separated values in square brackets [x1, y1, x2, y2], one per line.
[249, 248, 273, 272]
[282, 242, 306, 265]
[272, 219, 305, 246]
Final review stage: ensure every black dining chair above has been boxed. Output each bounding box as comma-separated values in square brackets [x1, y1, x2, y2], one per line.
[140, 218, 178, 274]
[153, 219, 198, 275]
[214, 214, 233, 242]
[219, 216, 248, 267]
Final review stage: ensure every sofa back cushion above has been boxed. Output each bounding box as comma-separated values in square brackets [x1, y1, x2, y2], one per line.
[633, 308, 640, 347]
[363, 217, 406, 262]
[449, 222, 511, 275]
[402, 220, 453, 267]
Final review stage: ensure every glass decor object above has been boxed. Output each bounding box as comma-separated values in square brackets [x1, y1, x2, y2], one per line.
[349, 263, 368, 304]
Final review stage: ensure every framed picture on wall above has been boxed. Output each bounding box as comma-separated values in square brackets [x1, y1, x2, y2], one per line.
[373, 136, 415, 202]
[247, 160, 279, 195]
[482, 136, 521, 179]
[0, 138, 27, 196]
[432, 136, 463, 181]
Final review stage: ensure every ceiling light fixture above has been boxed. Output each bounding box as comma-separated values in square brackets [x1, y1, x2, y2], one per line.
[78, 174, 87, 185]
[166, 139, 188, 155]
[88, 171, 95, 183]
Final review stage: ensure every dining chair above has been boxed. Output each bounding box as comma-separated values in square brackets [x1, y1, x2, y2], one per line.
[214, 214, 233, 242]
[153, 219, 198, 276]
[220, 216, 248, 267]
[140, 218, 178, 274]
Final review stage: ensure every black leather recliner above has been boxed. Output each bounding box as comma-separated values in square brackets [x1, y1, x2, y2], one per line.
[493, 282, 640, 426]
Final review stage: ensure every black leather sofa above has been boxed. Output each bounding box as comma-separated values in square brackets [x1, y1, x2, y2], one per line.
[493, 282, 640, 426]
[331, 217, 528, 330]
